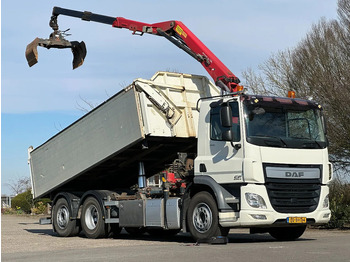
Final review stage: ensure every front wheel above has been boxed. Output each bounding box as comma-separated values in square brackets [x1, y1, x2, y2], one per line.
[269, 226, 306, 241]
[81, 197, 108, 239]
[187, 192, 229, 241]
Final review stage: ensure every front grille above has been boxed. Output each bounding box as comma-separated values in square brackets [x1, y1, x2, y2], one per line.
[266, 182, 321, 213]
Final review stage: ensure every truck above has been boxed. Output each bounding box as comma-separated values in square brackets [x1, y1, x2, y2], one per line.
[27, 7, 332, 242]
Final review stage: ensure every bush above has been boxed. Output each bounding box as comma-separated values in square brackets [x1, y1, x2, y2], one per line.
[10, 190, 52, 215]
[328, 181, 350, 229]
[32, 198, 51, 215]
[1, 207, 15, 215]
[11, 190, 33, 214]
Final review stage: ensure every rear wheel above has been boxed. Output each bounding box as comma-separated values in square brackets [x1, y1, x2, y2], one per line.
[187, 192, 229, 241]
[81, 197, 107, 239]
[53, 198, 79, 237]
[269, 226, 306, 241]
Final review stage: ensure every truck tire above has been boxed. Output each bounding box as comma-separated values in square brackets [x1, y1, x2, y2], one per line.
[81, 197, 107, 239]
[187, 191, 229, 241]
[269, 226, 306, 241]
[53, 198, 79, 237]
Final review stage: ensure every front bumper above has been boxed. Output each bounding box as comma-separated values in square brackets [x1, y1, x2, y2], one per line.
[219, 184, 331, 228]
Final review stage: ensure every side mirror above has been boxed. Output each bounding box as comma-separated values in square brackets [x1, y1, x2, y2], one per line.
[220, 103, 232, 128]
[222, 130, 233, 141]
[220, 103, 233, 141]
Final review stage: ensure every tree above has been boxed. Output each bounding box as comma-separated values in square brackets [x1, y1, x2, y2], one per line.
[6, 176, 31, 196]
[242, 0, 350, 177]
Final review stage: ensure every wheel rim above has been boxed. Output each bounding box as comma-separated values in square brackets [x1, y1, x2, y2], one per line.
[85, 205, 99, 230]
[192, 202, 213, 233]
[57, 205, 69, 229]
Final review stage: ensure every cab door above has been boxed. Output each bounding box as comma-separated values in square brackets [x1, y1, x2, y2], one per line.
[197, 101, 244, 184]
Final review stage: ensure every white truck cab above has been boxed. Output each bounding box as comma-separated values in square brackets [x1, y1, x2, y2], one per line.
[194, 94, 332, 239]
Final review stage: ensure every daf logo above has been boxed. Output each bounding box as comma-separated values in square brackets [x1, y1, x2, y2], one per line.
[285, 171, 304, 178]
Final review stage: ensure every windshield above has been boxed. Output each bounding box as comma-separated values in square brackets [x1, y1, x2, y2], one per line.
[244, 98, 327, 149]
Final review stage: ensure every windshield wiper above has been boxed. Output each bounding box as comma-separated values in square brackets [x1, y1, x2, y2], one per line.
[290, 136, 323, 149]
[303, 140, 323, 149]
[255, 135, 288, 148]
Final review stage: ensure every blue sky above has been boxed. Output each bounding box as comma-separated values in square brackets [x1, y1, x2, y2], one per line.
[1, 0, 338, 196]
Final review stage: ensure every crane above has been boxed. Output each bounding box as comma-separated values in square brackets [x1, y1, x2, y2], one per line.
[26, 7, 241, 92]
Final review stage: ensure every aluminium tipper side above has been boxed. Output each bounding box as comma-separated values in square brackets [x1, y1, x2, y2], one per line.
[29, 72, 220, 198]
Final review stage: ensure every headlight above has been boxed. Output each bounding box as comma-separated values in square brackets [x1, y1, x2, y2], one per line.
[245, 192, 267, 209]
[323, 195, 329, 208]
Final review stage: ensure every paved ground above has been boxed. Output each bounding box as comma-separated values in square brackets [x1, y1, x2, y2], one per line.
[2, 214, 350, 262]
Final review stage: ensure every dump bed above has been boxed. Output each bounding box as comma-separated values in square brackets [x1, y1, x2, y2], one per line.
[29, 72, 220, 198]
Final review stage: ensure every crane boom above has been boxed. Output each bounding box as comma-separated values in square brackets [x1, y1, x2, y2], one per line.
[26, 7, 241, 92]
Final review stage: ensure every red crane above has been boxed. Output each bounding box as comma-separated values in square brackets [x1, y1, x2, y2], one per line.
[26, 7, 241, 92]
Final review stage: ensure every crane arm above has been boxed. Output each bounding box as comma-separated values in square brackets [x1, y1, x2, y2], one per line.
[27, 7, 241, 92]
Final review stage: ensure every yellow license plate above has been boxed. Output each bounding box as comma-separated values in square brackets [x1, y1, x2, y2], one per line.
[287, 217, 307, 224]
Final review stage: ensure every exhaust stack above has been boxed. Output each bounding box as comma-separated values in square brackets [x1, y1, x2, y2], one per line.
[138, 162, 147, 189]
